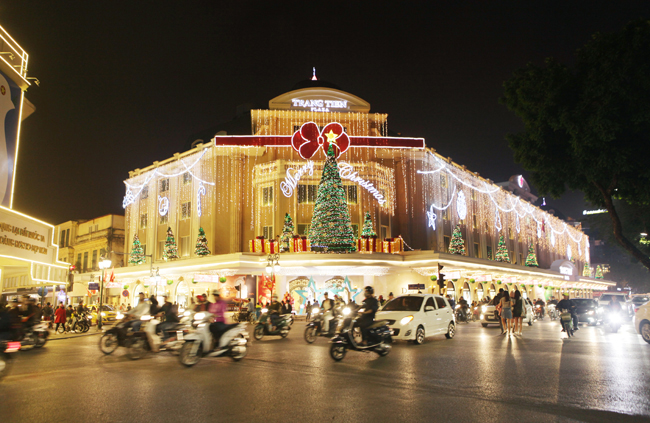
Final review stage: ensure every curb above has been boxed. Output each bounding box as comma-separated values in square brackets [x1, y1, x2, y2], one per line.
[49, 331, 103, 341]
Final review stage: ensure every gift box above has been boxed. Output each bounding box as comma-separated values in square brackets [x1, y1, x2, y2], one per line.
[382, 237, 403, 254]
[290, 235, 301, 253]
[296, 236, 311, 253]
[357, 237, 379, 253]
[265, 239, 278, 254]
[249, 236, 266, 253]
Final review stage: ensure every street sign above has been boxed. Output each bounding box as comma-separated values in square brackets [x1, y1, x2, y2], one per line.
[408, 284, 425, 290]
[88, 282, 99, 290]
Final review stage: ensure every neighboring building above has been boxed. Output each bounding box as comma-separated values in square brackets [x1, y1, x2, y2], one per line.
[80, 76, 614, 310]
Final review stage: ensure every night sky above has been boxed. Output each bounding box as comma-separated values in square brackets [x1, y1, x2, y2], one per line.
[3, 1, 650, 224]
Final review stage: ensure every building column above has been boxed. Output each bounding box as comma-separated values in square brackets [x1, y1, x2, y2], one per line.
[230, 154, 244, 253]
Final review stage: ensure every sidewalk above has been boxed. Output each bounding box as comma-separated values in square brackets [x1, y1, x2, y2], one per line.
[49, 325, 113, 341]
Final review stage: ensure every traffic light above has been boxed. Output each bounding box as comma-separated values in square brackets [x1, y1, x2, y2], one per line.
[437, 264, 446, 291]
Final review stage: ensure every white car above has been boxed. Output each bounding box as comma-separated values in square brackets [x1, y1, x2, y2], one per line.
[376, 294, 455, 344]
[479, 297, 534, 327]
[598, 293, 633, 317]
[633, 301, 650, 344]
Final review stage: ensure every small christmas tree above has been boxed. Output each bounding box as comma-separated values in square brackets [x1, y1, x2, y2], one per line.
[583, 263, 591, 277]
[361, 211, 376, 238]
[281, 213, 295, 252]
[163, 227, 179, 260]
[195, 227, 211, 256]
[495, 235, 510, 263]
[525, 242, 538, 267]
[595, 265, 603, 279]
[308, 144, 356, 252]
[448, 224, 466, 255]
[129, 234, 146, 265]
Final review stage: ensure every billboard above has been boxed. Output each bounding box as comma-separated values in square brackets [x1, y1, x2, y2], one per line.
[0, 69, 22, 207]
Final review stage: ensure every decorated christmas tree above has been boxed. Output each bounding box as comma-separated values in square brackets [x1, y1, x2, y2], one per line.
[129, 234, 146, 265]
[163, 227, 179, 260]
[583, 263, 591, 277]
[194, 227, 211, 256]
[525, 242, 538, 267]
[595, 265, 603, 279]
[495, 235, 510, 263]
[361, 211, 376, 237]
[280, 213, 295, 252]
[448, 224, 466, 255]
[308, 144, 356, 252]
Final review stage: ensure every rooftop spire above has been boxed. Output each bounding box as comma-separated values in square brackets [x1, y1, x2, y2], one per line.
[311, 67, 317, 81]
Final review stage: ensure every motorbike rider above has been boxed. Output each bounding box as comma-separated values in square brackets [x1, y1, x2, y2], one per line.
[21, 296, 38, 331]
[321, 292, 335, 334]
[355, 286, 379, 346]
[208, 290, 229, 344]
[608, 295, 623, 317]
[0, 303, 14, 341]
[156, 293, 180, 339]
[535, 298, 546, 317]
[268, 295, 282, 330]
[194, 294, 208, 312]
[556, 293, 578, 331]
[458, 296, 469, 319]
[127, 292, 150, 331]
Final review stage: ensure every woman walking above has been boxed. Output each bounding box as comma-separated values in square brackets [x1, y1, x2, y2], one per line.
[500, 290, 513, 335]
[512, 290, 524, 336]
[54, 302, 66, 333]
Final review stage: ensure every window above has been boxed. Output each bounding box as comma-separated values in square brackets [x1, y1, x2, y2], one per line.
[472, 215, 477, 230]
[263, 226, 274, 240]
[158, 241, 165, 260]
[511, 251, 516, 264]
[425, 297, 436, 310]
[262, 186, 273, 206]
[159, 214, 168, 225]
[160, 179, 169, 192]
[444, 236, 450, 251]
[140, 213, 148, 229]
[141, 244, 146, 257]
[83, 252, 89, 272]
[100, 248, 106, 258]
[471, 190, 476, 201]
[142, 186, 149, 199]
[59, 230, 65, 247]
[487, 245, 493, 260]
[183, 172, 192, 185]
[509, 228, 514, 240]
[181, 202, 191, 220]
[65, 229, 70, 247]
[440, 174, 447, 188]
[181, 236, 190, 257]
[344, 185, 358, 204]
[76, 253, 81, 269]
[474, 242, 480, 258]
[297, 224, 311, 236]
[442, 209, 449, 221]
[382, 296, 423, 311]
[381, 226, 388, 240]
[435, 296, 447, 309]
[351, 224, 359, 237]
[298, 185, 318, 204]
[92, 250, 98, 269]
[519, 253, 523, 265]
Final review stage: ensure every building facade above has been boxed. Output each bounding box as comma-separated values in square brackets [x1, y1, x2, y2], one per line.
[104, 80, 612, 310]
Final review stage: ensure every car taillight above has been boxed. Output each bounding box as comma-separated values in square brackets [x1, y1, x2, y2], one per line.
[6, 341, 20, 352]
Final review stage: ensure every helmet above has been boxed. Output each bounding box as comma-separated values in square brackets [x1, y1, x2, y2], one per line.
[364, 286, 374, 295]
[212, 290, 220, 297]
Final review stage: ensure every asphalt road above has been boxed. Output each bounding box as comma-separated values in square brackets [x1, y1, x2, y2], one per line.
[1, 319, 650, 423]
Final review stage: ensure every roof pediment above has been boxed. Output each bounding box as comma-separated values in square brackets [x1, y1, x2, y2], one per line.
[269, 87, 370, 113]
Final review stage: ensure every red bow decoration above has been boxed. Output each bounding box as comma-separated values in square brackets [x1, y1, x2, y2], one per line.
[291, 122, 350, 159]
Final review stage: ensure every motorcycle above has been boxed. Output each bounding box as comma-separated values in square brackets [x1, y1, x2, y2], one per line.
[606, 309, 622, 333]
[99, 313, 137, 355]
[454, 304, 471, 323]
[127, 315, 187, 360]
[253, 309, 291, 340]
[329, 309, 392, 361]
[179, 312, 248, 367]
[0, 340, 20, 380]
[559, 309, 574, 338]
[20, 321, 49, 349]
[535, 305, 544, 321]
[304, 306, 348, 343]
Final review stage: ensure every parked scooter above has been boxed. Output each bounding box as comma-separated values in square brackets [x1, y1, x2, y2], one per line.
[253, 309, 291, 340]
[559, 309, 574, 338]
[329, 309, 392, 361]
[0, 340, 20, 380]
[179, 312, 248, 367]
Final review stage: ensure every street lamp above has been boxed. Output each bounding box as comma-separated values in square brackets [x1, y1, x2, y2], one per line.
[97, 258, 112, 330]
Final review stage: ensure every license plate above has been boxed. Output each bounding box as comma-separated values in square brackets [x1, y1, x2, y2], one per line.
[177, 331, 184, 341]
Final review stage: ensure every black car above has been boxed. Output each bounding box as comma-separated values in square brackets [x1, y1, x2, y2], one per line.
[573, 299, 602, 326]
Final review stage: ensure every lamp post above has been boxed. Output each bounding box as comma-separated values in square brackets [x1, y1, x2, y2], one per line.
[265, 253, 281, 302]
[97, 257, 112, 330]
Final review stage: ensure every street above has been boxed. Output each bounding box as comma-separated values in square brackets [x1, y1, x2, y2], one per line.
[1, 319, 649, 423]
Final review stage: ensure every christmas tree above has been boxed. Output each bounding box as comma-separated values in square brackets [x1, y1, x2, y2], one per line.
[308, 144, 356, 253]
[163, 227, 179, 260]
[595, 265, 603, 279]
[280, 213, 295, 252]
[583, 263, 591, 277]
[129, 235, 146, 265]
[525, 242, 538, 267]
[495, 235, 510, 263]
[448, 224, 465, 255]
[194, 227, 211, 256]
[361, 211, 376, 237]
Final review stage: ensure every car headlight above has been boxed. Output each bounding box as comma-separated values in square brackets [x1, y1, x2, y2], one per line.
[101, 312, 106, 317]
[482, 306, 488, 313]
[183, 310, 191, 317]
[261, 308, 268, 314]
[400, 316, 414, 325]
[312, 307, 320, 314]
[194, 312, 205, 321]
[588, 311, 594, 315]
[342, 307, 351, 316]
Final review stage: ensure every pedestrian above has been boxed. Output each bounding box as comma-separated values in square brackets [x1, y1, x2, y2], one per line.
[378, 295, 384, 306]
[306, 300, 312, 320]
[494, 289, 504, 333]
[388, 292, 394, 301]
[500, 290, 513, 335]
[43, 302, 53, 328]
[54, 302, 66, 333]
[512, 290, 524, 336]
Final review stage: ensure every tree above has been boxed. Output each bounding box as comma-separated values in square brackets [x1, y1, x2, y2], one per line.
[501, 20, 650, 271]
[281, 213, 295, 252]
[583, 263, 591, 277]
[163, 227, 179, 260]
[448, 224, 465, 255]
[595, 265, 604, 279]
[525, 242, 538, 267]
[361, 211, 376, 237]
[129, 234, 146, 265]
[195, 227, 211, 256]
[495, 235, 510, 263]
[309, 144, 356, 252]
